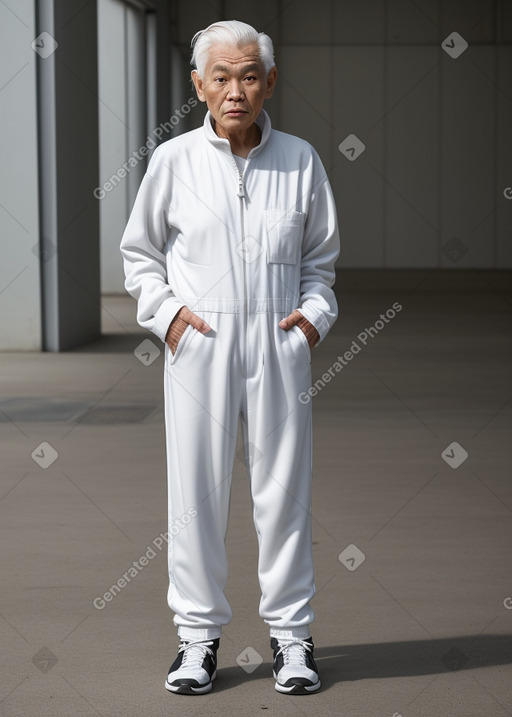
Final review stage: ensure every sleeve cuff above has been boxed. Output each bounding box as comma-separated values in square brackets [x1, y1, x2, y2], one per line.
[296, 307, 330, 344]
[153, 298, 186, 343]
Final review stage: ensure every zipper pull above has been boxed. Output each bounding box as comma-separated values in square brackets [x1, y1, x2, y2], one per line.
[237, 173, 245, 198]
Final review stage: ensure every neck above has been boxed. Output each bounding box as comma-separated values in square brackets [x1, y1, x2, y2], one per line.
[213, 119, 262, 159]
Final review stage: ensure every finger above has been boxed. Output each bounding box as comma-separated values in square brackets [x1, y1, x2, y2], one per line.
[278, 310, 301, 330]
[179, 307, 211, 333]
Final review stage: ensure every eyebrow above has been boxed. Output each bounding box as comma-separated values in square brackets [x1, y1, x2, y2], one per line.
[210, 62, 261, 75]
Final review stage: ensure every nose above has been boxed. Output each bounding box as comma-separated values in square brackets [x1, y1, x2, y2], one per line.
[226, 79, 244, 101]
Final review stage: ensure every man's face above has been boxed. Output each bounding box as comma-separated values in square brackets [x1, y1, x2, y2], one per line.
[192, 43, 277, 136]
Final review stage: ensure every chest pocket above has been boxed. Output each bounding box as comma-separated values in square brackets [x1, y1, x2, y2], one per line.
[265, 209, 305, 264]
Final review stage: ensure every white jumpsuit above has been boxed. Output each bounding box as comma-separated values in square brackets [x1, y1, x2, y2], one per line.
[120, 109, 339, 641]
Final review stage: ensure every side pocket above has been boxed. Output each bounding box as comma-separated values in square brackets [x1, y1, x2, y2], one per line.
[291, 324, 311, 362]
[265, 209, 305, 264]
[168, 324, 194, 365]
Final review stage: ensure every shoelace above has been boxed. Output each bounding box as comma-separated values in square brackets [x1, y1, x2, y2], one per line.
[275, 638, 312, 667]
[178, 639, 215, 669]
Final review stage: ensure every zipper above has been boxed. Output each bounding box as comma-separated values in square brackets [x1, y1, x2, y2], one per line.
[236, 166, 248, 376]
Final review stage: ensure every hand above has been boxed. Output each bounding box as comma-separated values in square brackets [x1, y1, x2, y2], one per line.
[165, 306, 211, 355]
[279, 310, 320, 349]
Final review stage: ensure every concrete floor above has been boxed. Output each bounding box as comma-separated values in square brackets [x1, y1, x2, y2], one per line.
[1, 270, 511, 717]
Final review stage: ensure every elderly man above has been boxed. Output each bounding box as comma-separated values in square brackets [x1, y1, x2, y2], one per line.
[120, 20, 339, 696]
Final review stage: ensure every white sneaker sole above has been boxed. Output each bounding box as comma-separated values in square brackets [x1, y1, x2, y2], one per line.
[273, 671, 321, 695]
[165, 669, 216, 695]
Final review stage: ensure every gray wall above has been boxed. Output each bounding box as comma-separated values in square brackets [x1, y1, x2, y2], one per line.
[0, 0, 103, 351]
[97, 0, 174, 294]
[97, 0, 149, 294]
[0, 0, 41, 350]
[172, 0, 512, 268]
[0, 0, 173, 349]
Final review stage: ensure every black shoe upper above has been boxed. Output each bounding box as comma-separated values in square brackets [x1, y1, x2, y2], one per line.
[167, 637, 220, 684]
[271, 636, 319, 681]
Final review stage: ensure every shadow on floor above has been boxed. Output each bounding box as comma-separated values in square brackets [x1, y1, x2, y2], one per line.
[212, 634, 512, 693]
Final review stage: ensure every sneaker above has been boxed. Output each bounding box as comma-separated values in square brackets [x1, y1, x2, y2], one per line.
[165, 637, 219, 695]
[271, 636, 321, 694]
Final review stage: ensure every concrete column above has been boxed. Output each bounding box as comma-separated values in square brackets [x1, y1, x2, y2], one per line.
[36, 0, 101, 350]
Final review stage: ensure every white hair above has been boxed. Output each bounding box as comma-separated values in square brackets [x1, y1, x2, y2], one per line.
[191, 20, 275, 78]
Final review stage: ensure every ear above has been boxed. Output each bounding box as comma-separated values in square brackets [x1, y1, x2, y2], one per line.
[191, 70, 206, 102]
[264, 66, 278, 99]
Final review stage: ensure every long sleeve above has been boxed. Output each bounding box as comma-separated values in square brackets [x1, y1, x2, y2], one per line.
[120, 169, 185, 343]
[297, 153, 340, 342]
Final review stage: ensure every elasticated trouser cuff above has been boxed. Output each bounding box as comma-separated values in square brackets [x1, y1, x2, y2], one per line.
[269, 625, 311, 640]
[177, 626, 222, 641]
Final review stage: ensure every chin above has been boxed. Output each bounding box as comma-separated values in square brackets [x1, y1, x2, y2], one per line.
[224, 117, 252, 128]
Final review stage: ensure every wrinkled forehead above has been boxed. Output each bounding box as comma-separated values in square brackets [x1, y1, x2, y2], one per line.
[205, 43, 264, 74]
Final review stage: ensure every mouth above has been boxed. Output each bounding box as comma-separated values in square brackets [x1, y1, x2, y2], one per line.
[225, 109, 247, 116]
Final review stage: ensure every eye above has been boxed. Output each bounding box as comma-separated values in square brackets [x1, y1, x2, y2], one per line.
[245, 75, 256, 81]
[214, 77, 226, 83]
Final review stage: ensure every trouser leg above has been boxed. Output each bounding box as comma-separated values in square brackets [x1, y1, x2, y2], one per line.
[243, 314, 315, 632]
[163, 312, 240, 633]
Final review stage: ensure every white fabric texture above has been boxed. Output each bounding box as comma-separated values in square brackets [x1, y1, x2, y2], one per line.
[120, 109, 339, 343]
[232, 153, 247, 172]
[120, 109, 340, 633]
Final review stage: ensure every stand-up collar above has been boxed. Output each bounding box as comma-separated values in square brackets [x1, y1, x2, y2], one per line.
[203, 108, 272, 158]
